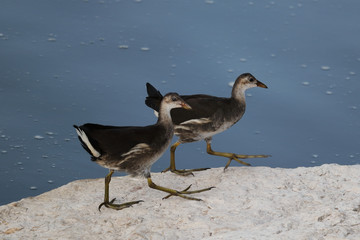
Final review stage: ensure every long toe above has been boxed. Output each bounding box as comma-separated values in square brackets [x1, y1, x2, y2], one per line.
[230, 156, 251, 167]
[98, 200, 143, 211]
[163, 185, 214, 200]
[161, 167, 171, 173]
[234, 153, 270, 159]
[172, 168, 210, 176]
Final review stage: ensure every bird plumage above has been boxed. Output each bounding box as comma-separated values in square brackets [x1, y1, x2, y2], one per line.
[74, 123, 171, 176]
[74, 92, 213, 210]
[145, 73, 269, 174]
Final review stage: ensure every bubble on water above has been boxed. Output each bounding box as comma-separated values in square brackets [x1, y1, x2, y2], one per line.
[310, 160, 316, 164]
[246, 93, 253, 97]
[321, 66, 330, 71]
[349, 154, 355, 158]
[34, 135, 45, 140]
[0, 33, 4, 37]
[30, 186, 38, 190]
[349, 71, 356, 76]
[349, 106, 357, 110]
[312, 154, 319, 158]
[239, 58, 247, 62]
[325, 91, 333, 95]
[46, 131, 55, 136]
[140, 47, 150, 51]
[42, 155, 49, 159]
[205, 0, 214, 4]
[1, 150, 7, 154]
[47, 37, 56, 42]
[48, 180, 54, 184]
[227, 69, 234, 73]
[300, 64, 307, 68]
[118, 45, 129, 49]
[302, 81, 310, 86]
[64, 138, 71, 142]
[17, 162, 23, 165]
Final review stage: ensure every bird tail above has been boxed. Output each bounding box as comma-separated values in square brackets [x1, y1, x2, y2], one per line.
[73, 125, 101, 158]
[145, 82, 163, 113]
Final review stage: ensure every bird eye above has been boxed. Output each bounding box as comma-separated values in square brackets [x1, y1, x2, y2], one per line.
[249, 78, 255, 82]
[171, 96, 177, 101]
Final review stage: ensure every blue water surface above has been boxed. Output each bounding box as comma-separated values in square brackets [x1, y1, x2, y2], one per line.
[1, 0, 359, 205]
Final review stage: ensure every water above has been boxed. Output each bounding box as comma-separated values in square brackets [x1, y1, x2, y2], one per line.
[1, 0, 359, 205]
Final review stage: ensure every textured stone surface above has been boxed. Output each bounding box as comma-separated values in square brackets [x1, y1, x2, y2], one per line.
[1, 164, 360, 239]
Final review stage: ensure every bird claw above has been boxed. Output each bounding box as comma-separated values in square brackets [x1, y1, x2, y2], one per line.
[162, 185, 215, 201]
[163, 184, 193, 199]
[223, 155, 251, 171]
[162, 167, 210, 176]
[161, 167, 170, 173]
[98, 198, 144, 211]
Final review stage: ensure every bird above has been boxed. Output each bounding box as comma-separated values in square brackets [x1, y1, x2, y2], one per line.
[145, 73, 270, 176]
[74, 92, 213, 211]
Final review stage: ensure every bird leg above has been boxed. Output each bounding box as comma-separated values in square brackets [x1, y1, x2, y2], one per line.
[147, 177, 214, 201]
[98, 170, 143, 211]
[162, 141, 210, 176]
[206, 139, 270, 170]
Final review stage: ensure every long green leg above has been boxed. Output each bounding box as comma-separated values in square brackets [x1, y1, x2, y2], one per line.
[206, 140, 270, 170]
[162, 141, 209, 176]
[147, 177, 214, 201]
[98, 170, 143, 211]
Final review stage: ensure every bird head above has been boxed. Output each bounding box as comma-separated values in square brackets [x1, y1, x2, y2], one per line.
[163, 93, 191, 110]
[232, 73, 267, 98]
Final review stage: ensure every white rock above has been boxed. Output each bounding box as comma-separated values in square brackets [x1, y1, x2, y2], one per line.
[0, 164, 359, 239]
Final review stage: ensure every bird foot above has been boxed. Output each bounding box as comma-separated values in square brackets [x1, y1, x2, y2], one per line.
[98, 198, 143, 211]
[162, 167, 210, 176]
[162, 184, 215, 201]
[222, 153, 271, 170]
[234, 153, 271, 160]
[223, 155, 251, 171]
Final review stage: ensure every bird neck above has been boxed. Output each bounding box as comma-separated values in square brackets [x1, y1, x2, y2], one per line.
[231, 87, 246, 103]
[157, 104, 174, 126]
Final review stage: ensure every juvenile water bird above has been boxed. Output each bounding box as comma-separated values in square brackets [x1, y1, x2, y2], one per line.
[145, 73, 270, 176]
[74, 93, 213, 211]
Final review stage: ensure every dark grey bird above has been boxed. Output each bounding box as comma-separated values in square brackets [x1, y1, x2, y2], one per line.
[145, 73, 270, 176]
[74, 93, 213, 211]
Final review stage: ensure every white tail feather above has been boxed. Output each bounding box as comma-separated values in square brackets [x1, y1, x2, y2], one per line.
[75, 128, 101, 157]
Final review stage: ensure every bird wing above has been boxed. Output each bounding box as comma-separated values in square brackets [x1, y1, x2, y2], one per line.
[144, 83, 232, 125]
[171, 94, 231, 125]
[78, 123, 163, 157]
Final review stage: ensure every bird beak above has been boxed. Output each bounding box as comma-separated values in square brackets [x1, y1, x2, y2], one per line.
[256, 80, 268, 88]
[181, 101, 192, 110]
